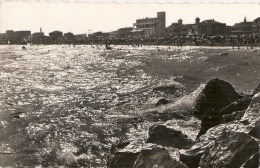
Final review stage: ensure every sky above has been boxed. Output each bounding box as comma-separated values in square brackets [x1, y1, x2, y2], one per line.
[0, 2, 259, 35]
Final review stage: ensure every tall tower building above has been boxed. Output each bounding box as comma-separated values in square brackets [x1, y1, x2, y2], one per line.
[156, 12, 166, 37]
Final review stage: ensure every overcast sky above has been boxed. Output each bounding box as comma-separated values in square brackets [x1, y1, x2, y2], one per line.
[0, 2, 259, 35]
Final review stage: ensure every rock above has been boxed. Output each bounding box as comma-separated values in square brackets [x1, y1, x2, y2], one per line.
[180, 151, 203, 168]
[248, 125, 260, 139]
[219, 52, 228, 56]
[134, 147, 188, 168]
[197, 109, 222, 138]
[240, 92, 260, 126]
[56, 151, 77, 166]
[146, 125, 193, 149]
[221, 110, 246, 123]
[199, 131, 259, 168]
[219, 96, 252, 116]
[181, 126, 259, 168]
[110, 140, 130, 154]
[107, 151, 140, 168]
[155, 98, 170, 107]
[197, 96, 252, 138]
[193, 78, 241, 118]
[108, 143, 183, 168]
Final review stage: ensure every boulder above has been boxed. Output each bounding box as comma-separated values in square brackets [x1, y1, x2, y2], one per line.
[221, 110, 246, 123]
[248, 125, 260, 139]
[196, 109, 222, 138]
[219, 96, 252, 116]
[197, 96, 252, 138]
[134, 147, 188, 168]
[155, 98, 170, 107]
[107, 151, 139, 168]
[146, 125, 193, 149]
[199, 131, 259, 168]
[193, 78, 240, 118]
[180, 126, 259, 168]
[240, 92, 260, 126]
[108, 143, 184, 168]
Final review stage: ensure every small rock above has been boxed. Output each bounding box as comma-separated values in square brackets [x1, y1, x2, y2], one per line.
[155, 98, 170, 107]
[134, 147, 188, 168]
[219, 52, 228, 56]
[146, 125, 193, 149]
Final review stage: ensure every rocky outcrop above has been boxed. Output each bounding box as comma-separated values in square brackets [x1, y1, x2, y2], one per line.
[108, 143, 187, 168]
[107, 151, 140, 168]
[199, 131, 259, 168]
[197, 93, 251, 138]
[146, 125, 193, 149]
[240, 92, 260, 126]
[107, 79, 260, 168]
[134, 147, 188, 168]
[180, 127, 259, 168]
[193, 78, 241, 118]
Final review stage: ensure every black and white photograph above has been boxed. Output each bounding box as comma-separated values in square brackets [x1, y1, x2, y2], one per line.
[0, 1, 259, 167]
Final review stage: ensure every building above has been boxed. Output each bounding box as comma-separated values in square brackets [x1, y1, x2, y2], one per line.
[3, 30, 31, 43]
[109, 27, 133, 39]
[109, 31, 119, 40]
[253, 17, 260, 34]
[88, 31, 109, 40]
[133, 12, 166, 38]
[231, 17, 254, 35]
[166, 17, 200, 36]
[49, 31, 63, 41]
[165, 19, 183, 36]
[75, 34, 87, 42]
[32, 32, 44, 43]
[198, 19, 226, 36]
[64, 32, 75, 42]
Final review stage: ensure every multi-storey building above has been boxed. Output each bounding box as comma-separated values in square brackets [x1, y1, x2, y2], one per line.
[198, 19, 226, 36]
[88, 32, 109, 40]
[253, 17, 260, 34]
[133, 12, 166, 38]
[231, 17, 254, 35]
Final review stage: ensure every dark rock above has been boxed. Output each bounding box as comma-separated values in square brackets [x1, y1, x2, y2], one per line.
[197, 109, 222, 138]
[199, 131, 259, 168]
[219, 52, 228, 56]
[146, 125, 193, 149]
[180, 152, 203, 168]
[193, 78, 240, 118]
[241, 152, 259, 168]
[248, 125, 260, 139]
[197, 96, 252, 138]
[107, 152, 140, 168]
[221, 110, 246, 123]
[134, 147, 188, 168]
[240, 92, 260, 125]
[155, 98, 170, 107]
[219, 96, 252, 116]
[110, 140, 130, 154]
